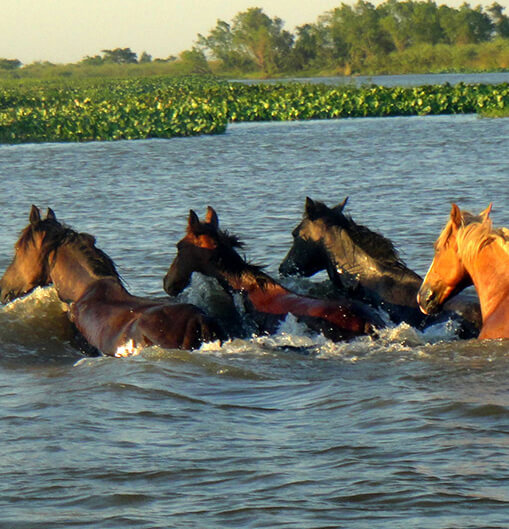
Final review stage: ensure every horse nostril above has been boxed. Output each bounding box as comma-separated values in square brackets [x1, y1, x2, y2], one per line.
[424, 289, 434, 304]
[1, 290, 13, 304]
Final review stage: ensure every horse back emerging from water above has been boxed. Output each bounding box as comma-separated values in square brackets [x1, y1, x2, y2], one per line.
[164, 206, 384, 342]
[0, 206, 224, 355]
[279, 196, 481, 336]
[418, 203, 509, 339]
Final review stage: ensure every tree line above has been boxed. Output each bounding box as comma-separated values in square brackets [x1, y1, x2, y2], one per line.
[1, 1, 509, 77]
[197, 1, 509, 75]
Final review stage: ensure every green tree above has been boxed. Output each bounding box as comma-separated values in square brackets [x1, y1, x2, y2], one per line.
[197, 20, 251, 69]
[0, 58, 22, 70]
[379, 0, 416, 52]
[325, 1, 393, 70]
[101, 48, 138, 64]
[439, 3, 493, 44]
[80, 54, 104, 65]
[291, 24, 322, 69]
[179, 47, 211, 74]
[199, 7, 293, 75]
[487, 2, 509, 37]
[139, 51, 152, 63]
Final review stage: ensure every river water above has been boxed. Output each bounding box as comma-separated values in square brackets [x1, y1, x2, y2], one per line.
[0, 112, 508, 528]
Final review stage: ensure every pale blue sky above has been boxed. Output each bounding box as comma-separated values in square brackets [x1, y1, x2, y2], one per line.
[1, 0, 507, 64]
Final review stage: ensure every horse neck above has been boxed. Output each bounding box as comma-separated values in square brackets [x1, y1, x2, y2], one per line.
[323, 227, 422, 305]
[459, 234, 509, 320]
[211, 258, 287, 299]
[49, 243, 122, 303]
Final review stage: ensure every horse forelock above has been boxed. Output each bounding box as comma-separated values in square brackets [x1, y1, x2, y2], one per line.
[186, 223, 270, 289]
[16, 218, 65, 256]
[436, 210, 487, 248]
[190, 221, 244, 250]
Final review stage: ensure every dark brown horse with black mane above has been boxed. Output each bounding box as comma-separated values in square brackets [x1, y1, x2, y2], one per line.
[0, 206, 224, 356]
[163, 206, 384, 342]
[279, 197, 481, 337]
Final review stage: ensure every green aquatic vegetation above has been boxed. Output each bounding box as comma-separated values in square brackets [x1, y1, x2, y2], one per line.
[224, 82, 509, 122]
[0, 77, 507, 143]
[0, 77, 229, 143]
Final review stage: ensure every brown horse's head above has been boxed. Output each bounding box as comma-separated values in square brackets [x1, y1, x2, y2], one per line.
[163, 206, 244, 296]
[0, 205, 64, 303]
[418, 203, 492, 315]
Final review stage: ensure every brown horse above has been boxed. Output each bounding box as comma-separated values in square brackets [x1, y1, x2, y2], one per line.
[163, 207, 384, 342]
[0, 206, 224, 356]
[418, 203, 509, 339]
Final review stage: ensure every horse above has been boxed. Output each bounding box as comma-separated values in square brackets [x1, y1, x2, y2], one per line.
[163, 206, 385, 342]
[279, 197, 481, 336]
[0, 206, 225, 356]
[418, 203, 509, 340]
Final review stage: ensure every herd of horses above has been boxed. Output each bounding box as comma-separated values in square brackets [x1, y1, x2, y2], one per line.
[0, 198, 507, 357]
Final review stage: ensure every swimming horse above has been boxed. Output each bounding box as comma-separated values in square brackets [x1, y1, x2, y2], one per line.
[163, 206, 384, 342]
[418, 203, 509, 339]
[0, 206, 224, 356]
[279, 197, 481, 337]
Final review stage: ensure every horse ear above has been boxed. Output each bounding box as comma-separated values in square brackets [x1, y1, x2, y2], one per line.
[46, 207, 57, 221]
[333, 196, 349, 213]
[187, 210, 201, 234]
[304, 197, 316, 217]
[480, 203, 493, 222]
[450, 203, 462, 229]
[205, 206, 219, 229]
[29, 205, 41, 225]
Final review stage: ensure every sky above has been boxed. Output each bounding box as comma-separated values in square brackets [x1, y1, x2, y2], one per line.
[2, 0, 509, 65]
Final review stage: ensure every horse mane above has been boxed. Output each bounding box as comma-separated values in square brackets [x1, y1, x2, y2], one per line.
[59, 228, 123, 282]
[342, 218, 407, 267]
[308, 200, 407, 268]
[192, 223, 272, 290]
[451, 211, 509, 262]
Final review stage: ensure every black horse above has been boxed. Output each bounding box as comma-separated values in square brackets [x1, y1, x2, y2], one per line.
[164, 206, 384, 342]
[279, 197, 481, 336]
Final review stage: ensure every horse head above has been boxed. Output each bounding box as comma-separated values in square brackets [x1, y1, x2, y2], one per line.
[279, 196, 348, 277]
[0, 205, 64, 303]
[164, 206, 244, 296]
[418, 203, 492, 315]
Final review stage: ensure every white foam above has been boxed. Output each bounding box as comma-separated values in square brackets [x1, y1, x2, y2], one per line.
[114, 339, 141, 358]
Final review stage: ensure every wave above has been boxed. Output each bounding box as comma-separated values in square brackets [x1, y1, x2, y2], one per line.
[0, 287, 78, 364]
[2, 283, 508, 371]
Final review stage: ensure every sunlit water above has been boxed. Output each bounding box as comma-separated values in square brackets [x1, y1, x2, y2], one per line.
[0, 112, 508, 528]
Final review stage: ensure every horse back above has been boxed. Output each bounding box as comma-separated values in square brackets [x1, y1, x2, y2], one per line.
[135, 302, 226, 351]
[70, 280, 224, 354]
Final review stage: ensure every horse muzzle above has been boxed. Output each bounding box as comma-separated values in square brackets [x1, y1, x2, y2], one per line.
[163, 272, 188, 297]
[1, 287, 19, 304]
[417, 284, 441, 315]
[279, 257, 300, 276]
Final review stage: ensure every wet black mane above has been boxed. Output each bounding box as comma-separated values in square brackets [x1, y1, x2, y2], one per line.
[308, 200, 406, 268]
[191, 223, 271, 289]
